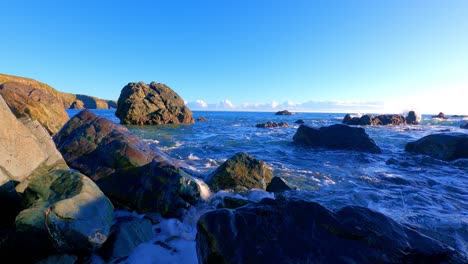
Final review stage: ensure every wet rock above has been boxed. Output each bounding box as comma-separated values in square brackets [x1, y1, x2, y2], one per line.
[460, 123, 468, 129]
[294, 119, 305, 124]
[293, 124, 382, 154]
[343, 113, 407, 126]
[405, 133, 468, 161]
[432, 112, 448, 119]
[266, 177, 291, 193]
[405, 111, 419, 125]
[53, 109, 201, 217]
[207, 152, 273, 192]
[115, 81, 194, 125]
[196, 198, 464, 264]
[255, 122, 289, 128]
[197, 117, 208, 122]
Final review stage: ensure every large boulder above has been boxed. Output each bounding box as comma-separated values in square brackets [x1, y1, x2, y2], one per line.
[3, 170, 114, 262]
[0, 81, 69, 135]
[115, 81, 194, 125]
[293, 124, 382, 153]
[405, 111, 419, 125]
[196, 198, 464, 264]
[206, 152, 273, 192]
[405, 133, 468, 161]
[53, 109, 201, 217]
[0, 94, 68, 190]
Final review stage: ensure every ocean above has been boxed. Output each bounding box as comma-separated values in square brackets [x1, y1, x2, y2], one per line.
[66, 109, 468, 263]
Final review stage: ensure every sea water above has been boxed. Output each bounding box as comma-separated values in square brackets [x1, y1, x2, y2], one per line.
[66, 109, 468, 263]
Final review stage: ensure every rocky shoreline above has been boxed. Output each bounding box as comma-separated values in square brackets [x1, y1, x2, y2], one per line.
[0, 75, 467, 263]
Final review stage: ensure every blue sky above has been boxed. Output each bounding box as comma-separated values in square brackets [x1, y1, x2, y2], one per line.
[1, 0, 467, 114]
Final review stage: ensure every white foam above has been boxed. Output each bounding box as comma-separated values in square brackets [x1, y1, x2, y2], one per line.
[188, 153, 200, 160]
[194, 178, 212, 201]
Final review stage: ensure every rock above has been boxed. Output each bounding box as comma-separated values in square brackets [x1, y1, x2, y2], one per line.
[53, 109, 201, 217]
[343, 113, 407, 126]
[432, 112, 448, 119]
[220, 196, 250, 209]
[69, 99, 85, 109]
[197, 117, 208, 122]
[294, 119, 304, 124]
[207, 152, 273, 192]
[405, 133, 468, 161]
[36, 254, 79, 264]
[275, 110, 292, 115]
[98, 216, 153, 262]
[0, 81, 69, 135]
[460, 123, 468, 129]
[0, 94, 68, 189]
[405, 111, 419, 125]
[61, 92, 118, 109]
[196, 198, 464, 264]
[293, 124, 382, 154]
[266, 177, 291, 193]
[10, 170, 114, 262]
[115, 81, 194, 125]
[255, 122, 289, 128]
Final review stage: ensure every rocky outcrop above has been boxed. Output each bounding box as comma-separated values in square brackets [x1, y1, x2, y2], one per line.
[61, 92, 117, 109]
[53, 109, 201, 217]
[197, 117, 208, 122]
[0, 94, 68, 188]
[343, 114, 407, 126]
[293, 124, 382, 154]
[266, 177, 291, 193]
[432, 112, 448, 119]
[405, 111, 419, 125]
[255, 122, 289, 128]
[115, 82, 194, 125]
[206, 152, 273, 192]
[196, 198, 464, 264]
[0, 81, 69, 135]
[275, 110, 292, 115]
[405, 133, 468, 161]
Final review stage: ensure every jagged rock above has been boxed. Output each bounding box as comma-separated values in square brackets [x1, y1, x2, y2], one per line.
[432, 112, 448, 119]
[53, 109, 201, 217]
[196, 198, 464, 264]
[293, 124, 382, 154]
[343, 114, 407, 126]
[266, 177, 291, 193]
[0, 81, 69, 135]
[405, 111, 419, 125]
[98, 216, 153, 262]
[405, 133, 468, 161]
[115, 81, 194, 125]
[275, 110, 292, 115]
[206, 152, 273, 192]
[255, 122, 289, 128]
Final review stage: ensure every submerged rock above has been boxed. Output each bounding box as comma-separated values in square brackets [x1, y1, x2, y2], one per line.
[255, 122, 289, 128]
[115, 81, 194, 125]
[405, 133, 468, 161]
[207, 152, 273, 192]
[196, 198, 464, 264]
[53, 109, 201, 217]
[293, 124, 382, 154]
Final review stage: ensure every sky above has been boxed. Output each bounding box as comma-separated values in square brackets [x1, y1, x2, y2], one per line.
[1, 0, 467, 114]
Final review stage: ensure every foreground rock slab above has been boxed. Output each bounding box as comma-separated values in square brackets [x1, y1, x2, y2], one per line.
[293, 124, 382, 153]
[115, 81, 194, 125]
[53, 109, 201, 217]
[196, 198, 464, 264]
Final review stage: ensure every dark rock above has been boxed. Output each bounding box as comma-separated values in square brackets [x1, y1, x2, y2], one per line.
[36, 254, 78, 264]
[294, 119, 304, 124]
[221, 196, 250, 209]
[266, 177, 291, 193]
[98, 216, 153, 262]
[343, 113, 407, 126]
[207, 152, 273, 192]
[255, 122, 289, 128]
[405, 133, 468, 161]
[0, 81, 69, 135]
[0, 180, 21, 228]
[293, 124, 382, 154]
[115, 81, 194, 125]
[375, 114, 406, 125]
[197, 117, 208, 122]
[405, 111, 419, 125]
[432, 112, 448, 119]
[461, 123, 468, 129]
[275, 110, 292, 115]
[53, 109, 201, 217]
[196, 198, 464, 264]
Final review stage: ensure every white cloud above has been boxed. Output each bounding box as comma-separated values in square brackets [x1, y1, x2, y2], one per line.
[217, 99, 236, 110]
[186, 100, 208, 110]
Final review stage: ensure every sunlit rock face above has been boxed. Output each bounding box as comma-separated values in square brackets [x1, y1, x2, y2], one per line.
[115, 81, 194, 125]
